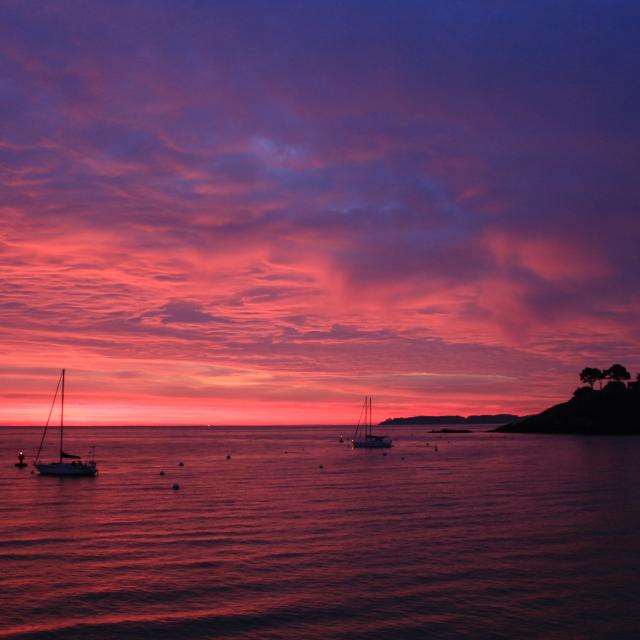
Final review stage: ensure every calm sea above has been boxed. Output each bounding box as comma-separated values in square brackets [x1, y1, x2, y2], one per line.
[1, 425, 639, 639]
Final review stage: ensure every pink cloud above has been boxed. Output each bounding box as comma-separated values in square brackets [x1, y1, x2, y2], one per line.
[485, 228, 610, 283]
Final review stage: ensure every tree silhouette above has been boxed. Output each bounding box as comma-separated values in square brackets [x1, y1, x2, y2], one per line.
[603, 363, 631, 383]
[579, 367, 604, 389]
[573, 385, 594, 398]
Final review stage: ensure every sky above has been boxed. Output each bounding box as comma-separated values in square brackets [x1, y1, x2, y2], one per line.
[1, 0, 639, 425]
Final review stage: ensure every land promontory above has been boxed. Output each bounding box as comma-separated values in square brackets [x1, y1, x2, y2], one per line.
[495, 382, 640, 435]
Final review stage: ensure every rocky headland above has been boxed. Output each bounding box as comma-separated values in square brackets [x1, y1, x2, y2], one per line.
[495, 380, 639, 435]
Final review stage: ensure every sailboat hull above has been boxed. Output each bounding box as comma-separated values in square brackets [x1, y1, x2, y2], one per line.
[352, 437, 392, 448]
[34, 462, 97, 477]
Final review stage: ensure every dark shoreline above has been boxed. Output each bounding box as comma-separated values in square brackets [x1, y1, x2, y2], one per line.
[495, 383, 640, 435]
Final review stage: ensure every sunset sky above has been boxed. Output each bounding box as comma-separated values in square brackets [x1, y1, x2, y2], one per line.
[1, 1, 639, 425]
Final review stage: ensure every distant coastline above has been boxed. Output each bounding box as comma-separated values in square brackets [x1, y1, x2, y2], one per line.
[380, 414, 519, 426]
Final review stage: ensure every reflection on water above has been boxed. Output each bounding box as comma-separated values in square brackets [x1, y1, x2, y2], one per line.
[1, 426, 640, 639]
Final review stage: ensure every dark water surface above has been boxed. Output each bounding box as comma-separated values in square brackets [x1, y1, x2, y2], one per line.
[1, 426, 640, 639]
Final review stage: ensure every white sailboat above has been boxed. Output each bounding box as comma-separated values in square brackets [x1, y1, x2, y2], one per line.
[352, 396, 392, 448]
[34, 369, 97, 477]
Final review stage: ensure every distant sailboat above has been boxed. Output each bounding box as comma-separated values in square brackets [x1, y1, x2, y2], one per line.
[352, 396, 392, 449]
[34, 369, 97, 477]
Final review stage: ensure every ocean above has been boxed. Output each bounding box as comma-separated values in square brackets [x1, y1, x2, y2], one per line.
[1, 425, 639, 639]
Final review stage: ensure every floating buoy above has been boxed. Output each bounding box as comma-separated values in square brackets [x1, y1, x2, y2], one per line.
[401, 456, 405, 460]
[226, 454, 231, 460]
[159, 470, 165, 475]
[172, 483, 180, 490]
[179, 461, 184, 467]
[434, 446, 439, 452]
[319, 464, 324, 469]
[382, 452, 387, 456]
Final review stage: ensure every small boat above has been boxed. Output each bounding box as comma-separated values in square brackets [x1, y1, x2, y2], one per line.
[352, 396, 392, 449]
[34, 369, 97, 477]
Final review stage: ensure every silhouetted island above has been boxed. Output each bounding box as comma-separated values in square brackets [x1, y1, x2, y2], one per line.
[380, 414, 519, 426]
[496, 364, 640, 435]
[429, 428, 472, 434]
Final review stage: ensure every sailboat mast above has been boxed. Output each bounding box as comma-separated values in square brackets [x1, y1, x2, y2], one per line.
[35, 372, 62, 464]
[59, 368, 65, 463]
[364, 396, 367, 437]
[366, 396, 369, 436]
